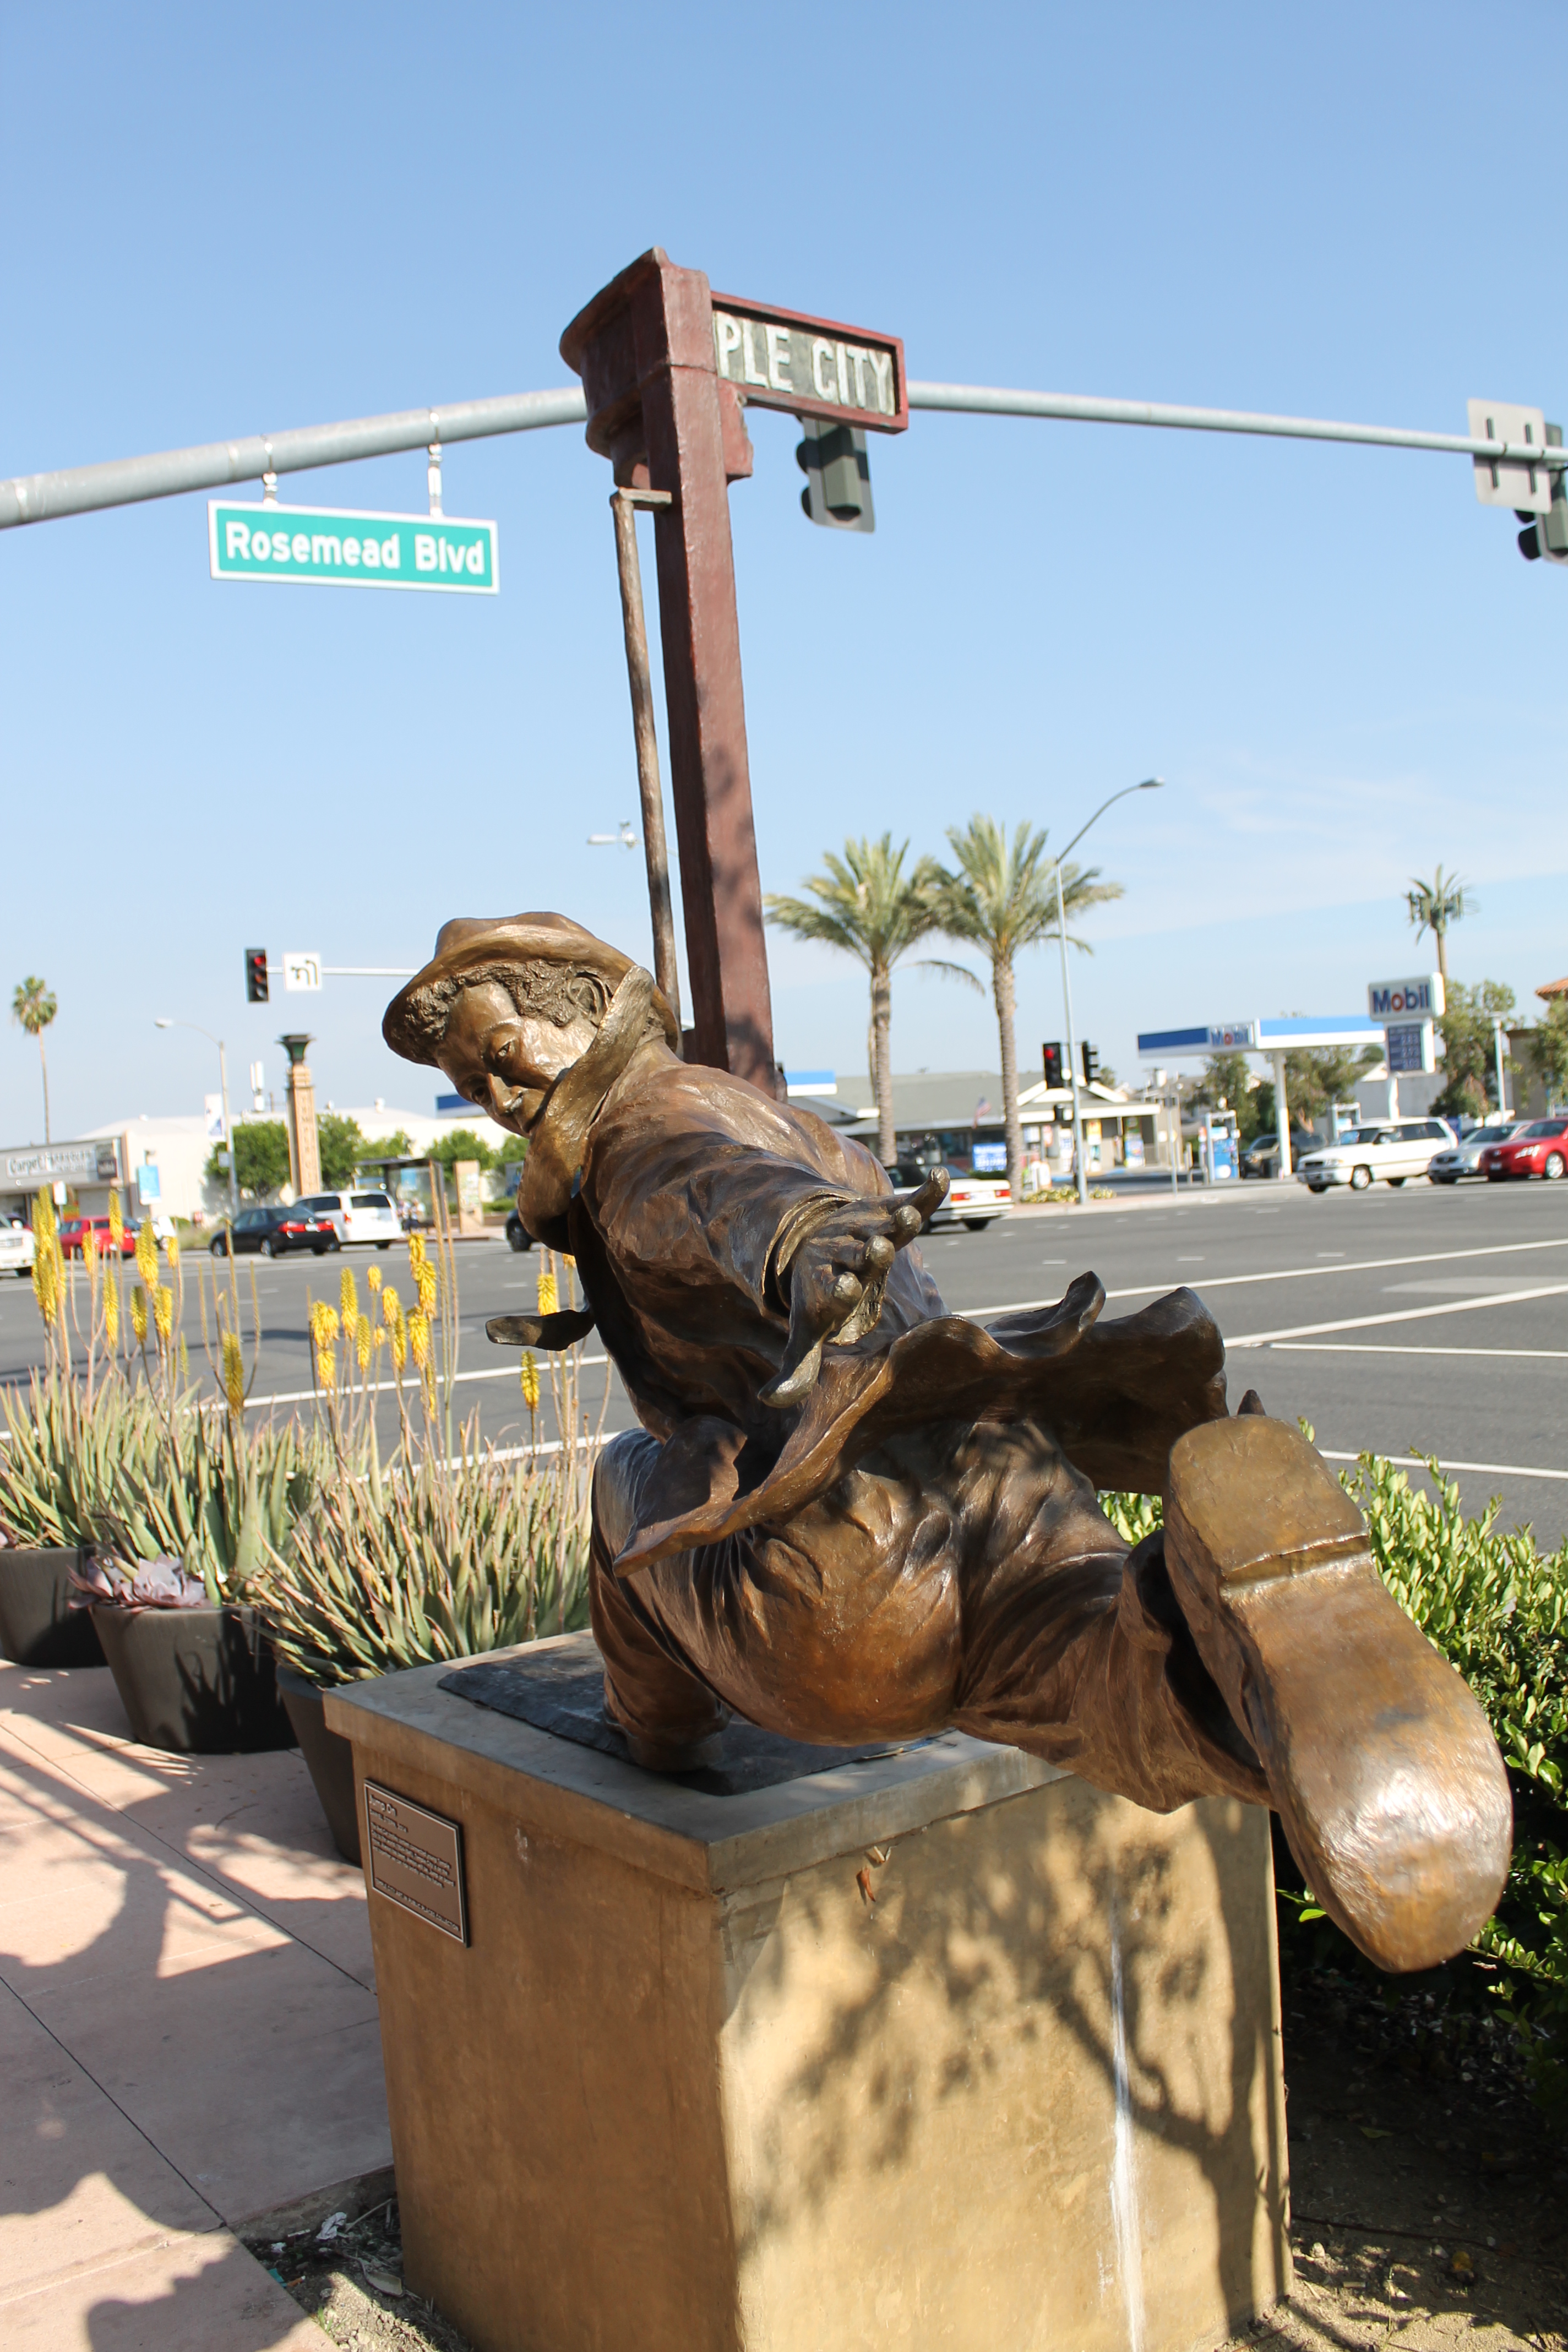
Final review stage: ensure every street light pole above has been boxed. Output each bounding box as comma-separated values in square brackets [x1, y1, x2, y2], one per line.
[1050, 778, 1165, 1208]
[155, 1018, 238, 1223]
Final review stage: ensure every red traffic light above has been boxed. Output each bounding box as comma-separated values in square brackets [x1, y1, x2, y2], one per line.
[245, 949, 269, 1004]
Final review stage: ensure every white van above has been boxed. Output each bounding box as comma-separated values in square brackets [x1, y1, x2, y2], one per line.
[292, 1189, 401, 1247]
[1296, 1118, 1456, 1193]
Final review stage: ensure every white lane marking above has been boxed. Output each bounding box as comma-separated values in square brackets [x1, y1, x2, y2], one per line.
[961, 1234, 1568, 1321]
[1228, 1284, 1568, 1348]
[1382, 1277, 1542, 1294]
[243, 1355, 611, 1408]
[1319, 1449, 1568, 1485]
[1273, 1342, 1568, 1360]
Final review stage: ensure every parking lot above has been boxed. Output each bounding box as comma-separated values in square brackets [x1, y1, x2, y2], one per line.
[2, 1172, 1563, 1545]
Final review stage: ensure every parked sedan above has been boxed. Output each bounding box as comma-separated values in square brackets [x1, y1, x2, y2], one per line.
[1296, 1118, 1456, 1193]
[887, 1159, 1009, 1231]
[209, 1205, 336, 1256]
[0, 1216, 36, 1277]
[1479, 1116, 1568, 1182]
[57, 1215, 138, 1259]
[1427, 1121, 1524, 1183]
[1240, 1128, 1319, 1179]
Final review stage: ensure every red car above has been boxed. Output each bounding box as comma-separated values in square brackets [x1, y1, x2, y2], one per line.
[57, 1215, 138, 1259]
[1480, 1116, 1568, 1182]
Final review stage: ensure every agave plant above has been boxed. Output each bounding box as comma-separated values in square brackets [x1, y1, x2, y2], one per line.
[253, 1423, 592, 1685]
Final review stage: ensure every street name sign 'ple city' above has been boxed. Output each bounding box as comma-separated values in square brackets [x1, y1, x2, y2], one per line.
[209, 502, 499, 593]
[709, 295, 908, 433]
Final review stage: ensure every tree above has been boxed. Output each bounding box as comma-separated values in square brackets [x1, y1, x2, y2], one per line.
[317, 1113, 367, 1189]
[1281, 1043, 1382, 1126]
[1432, 979, 1516, 1120]
[11, 976, 57, 1142]
[1193, 1052, 1261, 1139]
[1406, 865, 1474, 987]
[1526, 998, 1568, 1108]
[765, 834, 941, 1164]
[206, 1120, 291, 1200]
[361, 1128, 413, 1163]
[928, 815, 1122, 1197]
[427, 1128, 497, 1174]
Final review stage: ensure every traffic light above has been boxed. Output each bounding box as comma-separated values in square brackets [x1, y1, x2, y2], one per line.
[244, 949, 269, 1004]
[1081, 1042, 1101, 1086]
[1042, 1042, 1064, 1089]
[796, 417, 875, 532]
[1517, 422, 1568, 562]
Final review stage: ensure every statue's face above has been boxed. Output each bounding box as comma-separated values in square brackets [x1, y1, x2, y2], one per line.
[437, 978, 600, 1134]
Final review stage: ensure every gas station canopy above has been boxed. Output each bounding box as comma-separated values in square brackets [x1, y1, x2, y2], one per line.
[1137, 1015, 1385, 1059]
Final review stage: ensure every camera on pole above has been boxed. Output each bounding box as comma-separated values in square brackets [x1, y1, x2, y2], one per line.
[796, 417, 875, 532]
[1042, 1042, 1064, 1089]
[244, 949, 270, 1004]
[1517, 423, 1568, 562]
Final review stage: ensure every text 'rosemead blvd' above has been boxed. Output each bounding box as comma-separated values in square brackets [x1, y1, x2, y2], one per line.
[709, 296, 908, 432]
[208, 502, 499, 592]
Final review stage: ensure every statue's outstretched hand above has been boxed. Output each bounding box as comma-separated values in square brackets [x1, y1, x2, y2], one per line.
[760, 1169, 948, 1409]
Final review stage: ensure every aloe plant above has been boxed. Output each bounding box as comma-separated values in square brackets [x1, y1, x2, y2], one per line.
[253, 1426, 591, 1685]
[94, 1411, 326, 1606]
[0, 1362, 165, 1548]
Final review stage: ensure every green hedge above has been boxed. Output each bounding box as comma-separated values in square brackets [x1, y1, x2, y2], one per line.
[1101, 1449, 1568, 2110]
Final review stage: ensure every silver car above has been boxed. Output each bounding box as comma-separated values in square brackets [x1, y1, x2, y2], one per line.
[1427, 1120, 1524, 1183]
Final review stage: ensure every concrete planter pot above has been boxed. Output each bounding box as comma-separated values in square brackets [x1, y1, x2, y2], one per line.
[90, 1603, 296, 1754]
[0, 1548, 106, 1667]
[275, 1663, 362, 1865]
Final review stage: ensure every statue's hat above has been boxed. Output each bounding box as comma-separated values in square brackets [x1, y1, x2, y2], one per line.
[382, 912, 677, 1064]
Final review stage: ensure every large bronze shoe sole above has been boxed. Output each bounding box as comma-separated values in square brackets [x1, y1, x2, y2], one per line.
[1164, 1416, 1512, 1974]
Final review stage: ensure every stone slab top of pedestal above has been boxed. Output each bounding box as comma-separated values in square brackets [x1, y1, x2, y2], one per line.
[325, 1632, 1064, 1898]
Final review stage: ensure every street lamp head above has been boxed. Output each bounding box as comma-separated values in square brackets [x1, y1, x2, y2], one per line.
[154, 1018, 173, 1029]
[1137, 776, 1166, 790]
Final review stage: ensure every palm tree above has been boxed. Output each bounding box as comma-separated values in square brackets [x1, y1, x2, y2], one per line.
[927, 816, 1123, 1196]
[1406, 866, 1474, 987]
[11, 976, 57, 1142]
[765, 835, 941, 1163]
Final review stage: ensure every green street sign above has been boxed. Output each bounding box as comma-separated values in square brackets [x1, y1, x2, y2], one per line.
[208, 501, 498, 594]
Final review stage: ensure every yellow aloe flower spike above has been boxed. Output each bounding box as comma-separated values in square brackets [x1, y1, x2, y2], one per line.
[416, 1264, 437, 1317]
[34, 1191, 56, 1245]
[356, 1312, 372, 1371]
[103, 1280, 119, 1349]
[130, 1286, 149, 1344]
[520, 1352, 540, 1411]
[135, 1223, 159, 1286]
[32, 1249, 58, 1327]
[367, 1264, 382, 1292]
[389, 1309, 407, 1375]
[107, 1190, 123, 1248]
[165, 1232, 180, 1272]
[407, 1311, 431, 1371]
[536, 1264, 559, 1317]
[81, 1224, 96, 1269]
[154, 1285, 175, 1346]
[340, 1266, 358, 1325]
[381, 1283, 400, 1327]
[222, 1329, 244, 1416]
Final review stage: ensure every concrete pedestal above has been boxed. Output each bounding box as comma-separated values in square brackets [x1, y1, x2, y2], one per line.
[328, 1635, 1289, 2352]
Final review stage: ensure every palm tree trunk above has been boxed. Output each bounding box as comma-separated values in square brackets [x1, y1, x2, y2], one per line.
[993, 954, 1022, 1200]
[871, 961, 896, 1165]
[1435, 927, 1449, 988]
[38, 1038, 50, 1144]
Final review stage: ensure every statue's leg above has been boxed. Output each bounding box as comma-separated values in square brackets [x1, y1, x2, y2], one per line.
[944, 1421, 1271, 1813]
[590, 1431, 728, 1771]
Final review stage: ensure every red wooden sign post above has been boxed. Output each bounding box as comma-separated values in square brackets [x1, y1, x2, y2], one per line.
[560, 249, 906, 1095]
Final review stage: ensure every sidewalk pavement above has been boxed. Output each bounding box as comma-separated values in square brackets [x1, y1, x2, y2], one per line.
[0, 1655, 392, 2350]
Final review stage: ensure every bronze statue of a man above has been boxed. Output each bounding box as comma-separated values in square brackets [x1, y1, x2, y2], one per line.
[385, 913, 1510, 1975]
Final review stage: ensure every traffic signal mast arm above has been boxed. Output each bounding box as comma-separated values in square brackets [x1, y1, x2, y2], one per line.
[3, 383, 1561, 532]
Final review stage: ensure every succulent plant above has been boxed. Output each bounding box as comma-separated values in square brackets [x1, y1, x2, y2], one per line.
[252, 1427, 591, 1685]
[0, 1361, 165, 1549]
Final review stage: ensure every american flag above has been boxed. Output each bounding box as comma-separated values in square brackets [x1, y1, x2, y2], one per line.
[973, 1097, 992, 1122]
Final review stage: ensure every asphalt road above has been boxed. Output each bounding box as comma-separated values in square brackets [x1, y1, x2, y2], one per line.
[3, 1173, 1564, 1544]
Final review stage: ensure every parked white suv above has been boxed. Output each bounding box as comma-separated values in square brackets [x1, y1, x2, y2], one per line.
[1297, 1118, 1456, 1193]
[292, 1189, 401, 1247]
[0, 1216, 36, 1277]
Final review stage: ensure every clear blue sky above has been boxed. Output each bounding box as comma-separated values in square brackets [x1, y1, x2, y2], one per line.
[3, 2, 1564, 1137]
